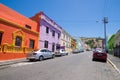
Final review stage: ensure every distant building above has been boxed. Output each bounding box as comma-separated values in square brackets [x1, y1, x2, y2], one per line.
[80, 37, 104, 50]
[31, 12, 62, 52]
[71, 38, 76, 50]
[75, 37, 84, 51]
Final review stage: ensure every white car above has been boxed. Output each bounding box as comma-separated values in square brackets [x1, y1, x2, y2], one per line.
[60, 49, 68, 56]
[26, 49, 55, 61]
[55, 49, 68, 56]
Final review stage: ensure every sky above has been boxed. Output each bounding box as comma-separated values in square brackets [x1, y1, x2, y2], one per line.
[0, 0, 120, 38]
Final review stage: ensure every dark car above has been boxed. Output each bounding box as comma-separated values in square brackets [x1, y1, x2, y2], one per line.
[92, 48, 107, 62]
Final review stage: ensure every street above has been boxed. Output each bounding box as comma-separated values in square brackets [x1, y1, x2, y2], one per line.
[0, 51, 120, 80]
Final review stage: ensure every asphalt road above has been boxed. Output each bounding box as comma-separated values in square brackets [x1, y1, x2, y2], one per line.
[0, 51, 120, 80]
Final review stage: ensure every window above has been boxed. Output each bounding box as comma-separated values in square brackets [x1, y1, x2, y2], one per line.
[15, 36, 22, 47]
[25, 25, 31, 29]
[41, 49, 46, 52]
[52, 43, 55, 52]
[56, 44, 60, 50]
[0, 32, 3, 45]
[58, 33, 60, 39]
[29, 39, 35, 49]
[52, 30, 55, 37]
[44, 40, 48, 48]
[46, 27, 49, 33]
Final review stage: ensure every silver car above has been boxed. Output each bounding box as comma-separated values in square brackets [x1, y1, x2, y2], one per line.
[26, 49, 55, 61]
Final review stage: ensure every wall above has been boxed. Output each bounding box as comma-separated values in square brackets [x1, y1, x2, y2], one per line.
[39, 12, 62, 51]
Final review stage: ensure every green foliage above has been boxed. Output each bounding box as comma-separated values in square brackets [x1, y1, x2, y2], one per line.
[108, 34, 115, 49]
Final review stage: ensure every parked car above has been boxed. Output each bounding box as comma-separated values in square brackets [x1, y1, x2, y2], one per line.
[79, 49, 84, 52]
[55, 49, 68, 56]
[60, 49, 68, 56]
[26, 48, 55, 61]
[72, 49, 79, 54]
[72, 49, 84, 54]
[92, 48, 107, 62]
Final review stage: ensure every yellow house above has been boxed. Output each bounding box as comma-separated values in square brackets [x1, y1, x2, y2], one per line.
[71, 38, 76, 50]
[61, 29, 72, 53]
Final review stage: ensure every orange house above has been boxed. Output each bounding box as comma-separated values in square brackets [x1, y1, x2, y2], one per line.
[0, 4, 39, 60]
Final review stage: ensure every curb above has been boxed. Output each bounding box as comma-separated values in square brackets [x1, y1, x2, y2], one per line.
[107, 58, 120, 74]
[0, 58, 27, 66]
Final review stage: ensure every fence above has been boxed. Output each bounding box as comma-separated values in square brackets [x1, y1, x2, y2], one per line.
[0, 45, 2, 52]
[113, 45, 120, 58]
[0, 44, 34, 60]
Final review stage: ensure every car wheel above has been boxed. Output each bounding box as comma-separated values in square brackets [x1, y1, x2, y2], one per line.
[52, 54, 55, 58]
[104, 60, 107, 62]
[39, 56, 44, 61]
[92, 58, 95, 61]
[29, 59, 35, 62]
[66, 53, 68, 55]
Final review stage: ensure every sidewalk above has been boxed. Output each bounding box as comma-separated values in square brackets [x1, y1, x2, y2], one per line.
[108, 54, 120, 74]
[0, 58, 27, 66]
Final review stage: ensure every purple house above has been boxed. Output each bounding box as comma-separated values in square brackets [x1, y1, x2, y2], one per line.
[31, 12, 62, 52]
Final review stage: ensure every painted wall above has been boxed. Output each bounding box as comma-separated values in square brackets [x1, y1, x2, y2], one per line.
[61, 29, 72, 53]
[0, 4, 39, 49]
[39, 12, 62, 51]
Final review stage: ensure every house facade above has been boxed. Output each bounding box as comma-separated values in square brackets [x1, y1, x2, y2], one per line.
[31, 12, 62, 52]
[75, 37, 84, 51]
[61, 29, 72, 53]
[0, 4, 39, 60]
[71, 38, 76, 51]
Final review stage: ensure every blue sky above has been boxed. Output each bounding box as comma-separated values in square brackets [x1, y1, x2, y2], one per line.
[1, 0, 120, 38]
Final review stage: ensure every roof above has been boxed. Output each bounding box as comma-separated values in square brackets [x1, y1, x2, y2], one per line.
[0, 4, 37, 27]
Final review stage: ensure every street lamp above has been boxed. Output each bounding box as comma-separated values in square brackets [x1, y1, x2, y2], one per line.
[103, 17, 108, 52]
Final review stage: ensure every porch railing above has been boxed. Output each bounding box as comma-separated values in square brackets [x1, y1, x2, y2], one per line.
[0, 44, 33, 54]
[0, 45, 2, 52]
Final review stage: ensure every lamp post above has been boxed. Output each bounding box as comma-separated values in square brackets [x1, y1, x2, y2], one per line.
[103, 17, 108, 52]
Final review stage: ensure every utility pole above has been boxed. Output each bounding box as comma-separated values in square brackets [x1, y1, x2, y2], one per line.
[103, 17, 108, 52]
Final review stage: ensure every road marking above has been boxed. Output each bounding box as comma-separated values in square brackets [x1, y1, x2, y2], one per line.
[108, 59, 120, 74]
[10, 62, 34, 67]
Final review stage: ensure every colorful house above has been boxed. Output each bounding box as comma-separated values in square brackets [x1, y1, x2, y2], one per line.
[75, 37, 84, 51]
[31, 12, 62, 52]
[71, 38, 76, 50]
[61, 29, 72, 53]
[0, 4, 39, 60]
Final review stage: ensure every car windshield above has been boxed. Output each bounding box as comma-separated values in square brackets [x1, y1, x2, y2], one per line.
[95, 49, 105, 53]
